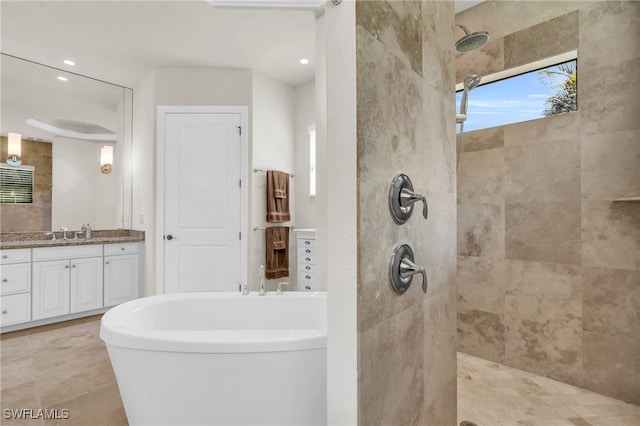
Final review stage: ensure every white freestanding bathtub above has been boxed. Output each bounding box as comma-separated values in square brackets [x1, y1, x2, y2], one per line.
[100, 292, 327, 426]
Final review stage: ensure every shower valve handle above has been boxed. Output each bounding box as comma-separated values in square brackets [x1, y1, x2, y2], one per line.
[400, 188, 428, 220]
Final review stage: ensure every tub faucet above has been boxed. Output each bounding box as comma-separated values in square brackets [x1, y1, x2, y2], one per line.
[258, 265, 266, 296]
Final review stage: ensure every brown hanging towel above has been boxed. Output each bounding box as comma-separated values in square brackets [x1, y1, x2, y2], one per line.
[266, 170, 290, 223]
[265, 226, 289, 280]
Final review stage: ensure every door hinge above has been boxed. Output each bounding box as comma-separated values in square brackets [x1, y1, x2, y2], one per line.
[237, 126, 242, 135]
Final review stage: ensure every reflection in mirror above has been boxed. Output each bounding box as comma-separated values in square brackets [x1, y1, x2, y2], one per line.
[0, 54, 132, 233]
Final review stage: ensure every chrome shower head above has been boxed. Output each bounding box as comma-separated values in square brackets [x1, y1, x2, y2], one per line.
[457, 74, 482, 123]
[455, 25, 490, 52]
[464, 74, 482, 91]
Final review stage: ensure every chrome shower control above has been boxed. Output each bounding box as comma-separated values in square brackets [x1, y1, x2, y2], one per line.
[389, 243, 428, 295]
[388, 173, 428, 224]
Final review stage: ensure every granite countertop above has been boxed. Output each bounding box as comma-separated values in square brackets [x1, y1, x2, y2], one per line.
[0, 230, 145, 250]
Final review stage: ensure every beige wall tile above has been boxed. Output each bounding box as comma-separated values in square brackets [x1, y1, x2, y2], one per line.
[579, 58, 640, 136]
[458, 203, 505, 258]
[582, 330, 640, 405]
[423, 290, 457, 409]
[504, 138, 580, 204]
[457, 308, 505, 363]
[505, 260, 581, 323]
[582, 267, 640, 342]
[504, 316, 583, 387]
[356, 0, 423, 77]
[358, 304, 424, 426]
[504, 11, 579, 70]
[581, 129, 640, 201]
[581, 200, 640, 271]
[461, 126, 504, 153]
[503, 112, 579, 147]
[579, 1, 640, 71]
[457, 256, 506, 315]
[505, 201, 581, 265]
[357, 1, 456, 422]
[458, 148, 505, 205]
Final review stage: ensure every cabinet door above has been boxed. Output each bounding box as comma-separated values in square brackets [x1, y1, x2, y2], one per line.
[70, 257, 103, 313]
[32, 260, 70, 320]
[104, 254, 139, 307]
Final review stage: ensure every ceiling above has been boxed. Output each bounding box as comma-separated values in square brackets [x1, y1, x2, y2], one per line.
[1, 0, 483, 90]
[1, 1, 318, 88]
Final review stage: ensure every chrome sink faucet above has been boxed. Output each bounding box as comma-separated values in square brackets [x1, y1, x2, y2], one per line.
[258, 265, 266, 296]
[60, 227, 68, 241]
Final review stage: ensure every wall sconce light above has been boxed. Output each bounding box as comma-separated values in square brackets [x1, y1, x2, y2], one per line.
[7, 133, 22, 166]
[100, 145, 113, 174]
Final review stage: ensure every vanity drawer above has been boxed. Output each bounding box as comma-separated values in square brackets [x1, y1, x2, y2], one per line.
[0, 293, 31, 326]
[0, 263, 31, 295]
[104, 243, 139, 256]
[0, 249, 31, 264]
[33, 245, 103, 261]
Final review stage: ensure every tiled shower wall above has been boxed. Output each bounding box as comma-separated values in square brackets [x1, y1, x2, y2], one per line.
[456, 2, 640, 404]
[356, 1, 457, 424]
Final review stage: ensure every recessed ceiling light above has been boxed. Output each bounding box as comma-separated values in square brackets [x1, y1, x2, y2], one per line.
[300, 58, 310, 65]
[57, 76, 68, 82]
[63, 59, 75, 66]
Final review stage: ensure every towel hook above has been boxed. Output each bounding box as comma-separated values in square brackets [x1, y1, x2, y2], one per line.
[388, 173, 428, 224]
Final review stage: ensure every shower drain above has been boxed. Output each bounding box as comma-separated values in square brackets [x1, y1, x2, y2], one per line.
[460, 421, 478, 426]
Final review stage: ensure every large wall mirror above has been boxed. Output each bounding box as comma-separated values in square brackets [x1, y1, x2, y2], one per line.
[0, 54, 132, 233]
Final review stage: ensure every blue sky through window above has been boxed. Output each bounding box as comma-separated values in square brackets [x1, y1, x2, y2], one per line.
[456, 60, 576, 132]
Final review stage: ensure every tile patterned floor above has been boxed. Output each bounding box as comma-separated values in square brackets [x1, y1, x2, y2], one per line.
[3, 318, 639, 426]
[458, 352, 640, 426]
[0, 315, 127, 426]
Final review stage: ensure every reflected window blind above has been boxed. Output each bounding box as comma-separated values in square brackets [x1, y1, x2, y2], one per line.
[0, 164, 35, 204]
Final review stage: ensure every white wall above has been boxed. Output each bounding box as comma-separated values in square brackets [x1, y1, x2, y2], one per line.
[132, 69, 156, 297]
[251, 73, 296, 291]
[52, 137, 119, 230]
[294, 81, 316, 230]
[323, 2, 358, 424]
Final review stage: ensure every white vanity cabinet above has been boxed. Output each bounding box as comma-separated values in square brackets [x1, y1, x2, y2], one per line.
[32, 245, 103, 320]
[104, 243, 140, 306]
[0, 249, 32, 326]
[295, 229, 316, 291]
[0, 241, 143, 332]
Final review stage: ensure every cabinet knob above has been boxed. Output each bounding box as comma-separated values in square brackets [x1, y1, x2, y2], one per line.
[2, 278, 7, 283]
[305, 275, 311, 279]
[305, 286, 311, 290]
[304, 241, 310, 245]
[65, 265, 69, 269]
[305, 266, 311, 270]
[105, 261, 110, 265]
[1, 310, 7, 314]
[305, 258, 311, 262]
[2, 255, 7, 259]
[305, 249, 311, 253]
[72, 265, 77, 268]
[121, 247, 125, 251]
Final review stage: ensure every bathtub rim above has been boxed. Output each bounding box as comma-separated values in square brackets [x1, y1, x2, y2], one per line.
[100, 291, 327, 354]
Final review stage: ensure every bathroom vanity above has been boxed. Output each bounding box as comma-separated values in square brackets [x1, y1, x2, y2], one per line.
[0, 230, 144, 332]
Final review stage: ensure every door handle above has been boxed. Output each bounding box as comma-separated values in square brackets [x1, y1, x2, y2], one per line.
[165, 234, 178, 241]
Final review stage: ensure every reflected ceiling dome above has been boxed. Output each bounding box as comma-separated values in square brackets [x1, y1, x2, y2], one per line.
[26, 118, 116, 141]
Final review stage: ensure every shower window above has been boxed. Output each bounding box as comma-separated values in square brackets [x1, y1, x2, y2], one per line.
[456, 52, 577, 132]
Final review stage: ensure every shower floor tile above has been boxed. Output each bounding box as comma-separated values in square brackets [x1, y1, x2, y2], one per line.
[458, 352, 640, 426]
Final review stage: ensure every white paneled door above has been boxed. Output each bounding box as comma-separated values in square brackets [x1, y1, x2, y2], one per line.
[160, 110, 245, 293]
